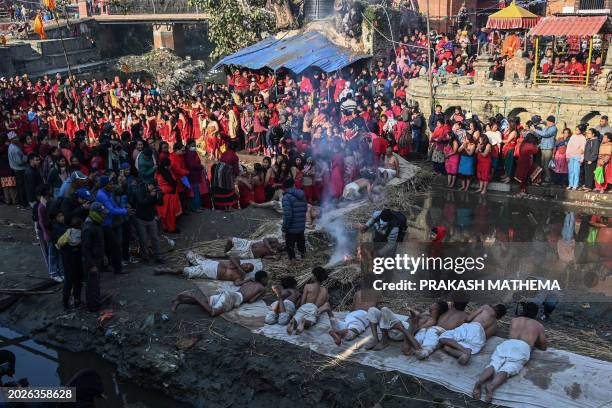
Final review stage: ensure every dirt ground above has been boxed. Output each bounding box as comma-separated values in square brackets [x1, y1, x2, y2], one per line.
[0, 203, 491, 408]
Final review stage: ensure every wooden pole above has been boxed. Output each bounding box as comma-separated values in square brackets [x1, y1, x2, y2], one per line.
[533, 36, 539, 84]
[52, 8, 73, 78]
[585, 37, 593, 86]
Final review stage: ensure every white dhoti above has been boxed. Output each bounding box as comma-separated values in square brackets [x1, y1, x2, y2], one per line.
[208, 290, 243, 314]
[226, 237, 255, 259]
[414, 325, 446, 358]
[488, 339, 531, 377]
[294, 303, 318, 325]
[440, 322, 487, 354]
[378, 167, 397, 179]
[367, 307, 409, 341]
[331, 310, 369, 340]
[265, 299, 296, 325]
[342, 182, 361, 200]
[183, 259, 219, 279]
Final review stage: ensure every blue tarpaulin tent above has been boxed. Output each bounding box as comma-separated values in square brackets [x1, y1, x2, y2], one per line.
[212, 31, 371, 74]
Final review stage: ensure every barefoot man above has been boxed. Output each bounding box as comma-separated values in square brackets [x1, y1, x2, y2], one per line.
[170, 270, 269, 316]
[155, 251, 261, 285]
[326, 279, 379, 345]
[377, 147, 400, 183]
[224, 237, 283, 259]
[287, 267, 329, 335]
[400, 300, 449, 356]
[473, 302, 546, 403]
[342, 178, 374, 201]
[265, 276, 301, 325]
[439, 304, 507, 365]
[415, 292, 470, 360]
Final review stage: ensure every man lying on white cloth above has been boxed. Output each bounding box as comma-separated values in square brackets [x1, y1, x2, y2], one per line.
[439, 303, 506, 365]
[287, 267, 329, 335]
[224, 237, 283, 259]
[324, 284, 378, 345]
[155, 251, 263, 284]
[473, 302, 547, 403]
[170, 270, 269, 316]
[366, 301, 448, 355]
[342, 178, 374, 201]
[265, 276, 300, 326]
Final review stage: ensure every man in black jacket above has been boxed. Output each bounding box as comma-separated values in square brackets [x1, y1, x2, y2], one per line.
[81, 202, 106, 312]
[129, 181, 164, 263]
[24, 153, 43, 207]
[60, 187, 93, 226]
[281, 178, 307, 263]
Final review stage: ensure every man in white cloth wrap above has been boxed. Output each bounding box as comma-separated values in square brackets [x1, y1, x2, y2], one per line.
[265, 276, 300, 325]
[155, 251, 262, 284]
[473, 302, 547, 403]
[287, 267, 330, 335]
[224, 237, 283, 259]
[439, 303, 507, 364]
[170, 271, 269, 316]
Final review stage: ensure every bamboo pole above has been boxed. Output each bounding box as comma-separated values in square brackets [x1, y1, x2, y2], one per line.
[51, 7, 73, 78]
[585, 37, 593, 86]
[533, 36, 539, 84]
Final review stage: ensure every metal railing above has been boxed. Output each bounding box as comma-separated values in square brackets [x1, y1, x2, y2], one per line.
[95, 0, 200, 15]
[578, 0, 606, 10]
[533, 73, 595, 86]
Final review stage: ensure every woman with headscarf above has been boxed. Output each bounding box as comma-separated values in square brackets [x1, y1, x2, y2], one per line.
[156, 158, 182, 233]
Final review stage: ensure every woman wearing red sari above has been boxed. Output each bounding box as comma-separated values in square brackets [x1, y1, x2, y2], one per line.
[156, 158, 182, 233]
[475, 134, 492, 194]
[329, 146, 345, 201]
[515, 133, 540, 194]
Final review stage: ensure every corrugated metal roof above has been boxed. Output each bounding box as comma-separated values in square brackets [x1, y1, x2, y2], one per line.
[528, 15, 608, 37]
[212, 31, 370, 73]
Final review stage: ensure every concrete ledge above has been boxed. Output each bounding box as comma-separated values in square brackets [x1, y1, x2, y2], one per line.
[432, 175, 612, 209]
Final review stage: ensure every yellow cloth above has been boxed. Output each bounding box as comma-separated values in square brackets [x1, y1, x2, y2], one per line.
[33, 14, 46, 40]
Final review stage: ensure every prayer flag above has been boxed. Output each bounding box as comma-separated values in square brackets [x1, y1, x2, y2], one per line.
[33, 14, 47, 40]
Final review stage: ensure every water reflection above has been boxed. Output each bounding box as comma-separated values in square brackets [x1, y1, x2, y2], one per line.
[405, 190, 612, 301]
[0, 327, 189, 408]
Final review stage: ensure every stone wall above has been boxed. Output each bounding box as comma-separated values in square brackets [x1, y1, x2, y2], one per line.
[406, 77, 611, 129]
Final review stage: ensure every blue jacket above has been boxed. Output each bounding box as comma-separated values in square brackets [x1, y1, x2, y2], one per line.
[96, 188, 128, 227]
[534, 125, 557, 150]
[282, 188, 307, 234]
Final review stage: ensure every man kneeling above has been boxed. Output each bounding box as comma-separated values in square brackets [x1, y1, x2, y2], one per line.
[473, 302, 546, 403]
[265, 276, 300, 325]
[439, 304, 507, 365]
[287, 266, 329, 335]
[155, 251, 260, 285]
[170, 270, 269, 316]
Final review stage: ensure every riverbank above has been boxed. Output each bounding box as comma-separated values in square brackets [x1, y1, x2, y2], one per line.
[0, 204, 488, 408]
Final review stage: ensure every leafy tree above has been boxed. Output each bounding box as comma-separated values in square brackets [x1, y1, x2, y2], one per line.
[190, 0, 276, 59]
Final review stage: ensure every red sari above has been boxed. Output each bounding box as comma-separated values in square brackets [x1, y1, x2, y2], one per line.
[329, 153, 345, 200]
[156, 173, 182, 232]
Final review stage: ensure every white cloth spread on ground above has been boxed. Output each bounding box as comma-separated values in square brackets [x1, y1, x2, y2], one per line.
[226, 237, 255, 259]
[440, 321, 487, 354]
[489, 339, 532, 377]
[342, 182, 361, 200]
[192, 273, 612, 408]
[331, 310, 369, 340]
[265, 299, 296, 325]
[209, 290, 243, 314]
[293, 303, 318, 324]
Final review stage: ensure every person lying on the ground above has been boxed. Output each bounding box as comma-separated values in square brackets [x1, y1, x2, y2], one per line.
[473, 302, 546, 403]
[326, 282, 379, 345]
[287, 266, 329, 335]
[415, 292, 470, 360]
[377, 147, 400, 183]
[398, 300, 450, 357]
[170, 270, 269, 316]
[155, 251, 260, 284]
[253, 198, 319, 229]
[265, 276, 301, 325]
[224, 237, 283, 259]
[342, 178, 374, 201]
[365, 300, 447, 354]
[439, 303, 507, 365]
